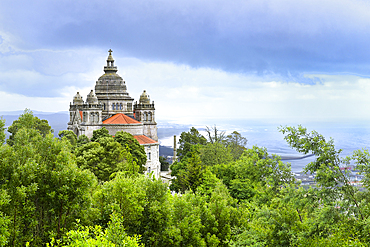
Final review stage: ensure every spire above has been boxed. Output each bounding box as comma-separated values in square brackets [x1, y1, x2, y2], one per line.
[104, 49, 118, 74]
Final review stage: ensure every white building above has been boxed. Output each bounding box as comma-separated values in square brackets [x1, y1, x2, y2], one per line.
[68, 49, 160, 178]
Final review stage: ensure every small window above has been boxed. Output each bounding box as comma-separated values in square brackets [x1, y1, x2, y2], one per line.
[148, 152, 151, 160]
[103, 103, 106, 110]
[148, 167, 151, 173]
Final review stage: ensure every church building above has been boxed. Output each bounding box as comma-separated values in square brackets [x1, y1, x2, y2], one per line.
[68, 50, 160, 178]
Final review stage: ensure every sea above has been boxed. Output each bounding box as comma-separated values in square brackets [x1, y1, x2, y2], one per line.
[158, 119, 370, 173]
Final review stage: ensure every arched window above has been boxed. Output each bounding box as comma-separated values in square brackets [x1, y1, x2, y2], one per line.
[148, 112, 152, 121]
[120, 103, 123, 110]
[144, 112, 148, 121]
[96, 113, 99, 123]
[103, 103, 106, 110]
[112, 103, 115, 110]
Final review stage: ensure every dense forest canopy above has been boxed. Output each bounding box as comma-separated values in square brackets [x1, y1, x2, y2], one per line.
[0, 110, 370, 246]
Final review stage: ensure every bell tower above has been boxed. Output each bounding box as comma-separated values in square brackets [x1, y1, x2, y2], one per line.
[134, 90, 158, 141]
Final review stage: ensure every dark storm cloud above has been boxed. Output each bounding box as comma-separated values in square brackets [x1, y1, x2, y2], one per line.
[1, 0, 370, 85]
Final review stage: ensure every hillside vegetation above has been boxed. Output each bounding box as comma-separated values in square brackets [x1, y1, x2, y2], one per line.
[0, 110, 370, 246]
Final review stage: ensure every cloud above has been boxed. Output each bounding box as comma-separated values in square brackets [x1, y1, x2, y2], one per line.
[1, 0, 370, 124]
[91, 60, 370, 124]
[0, 54, 369, 123]
[1, 0, 370, 80]
[0, 48, 108, 96]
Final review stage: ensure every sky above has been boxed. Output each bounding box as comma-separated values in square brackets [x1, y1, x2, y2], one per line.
[1, 0, 370, 125]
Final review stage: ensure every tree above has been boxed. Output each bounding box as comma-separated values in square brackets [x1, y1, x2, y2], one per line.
[58, 130, 77, 146]
[0, 127, 96, 245]
[7, 109, 52, 146]
[200, 142, 233, 167]
[177, 127, 207, 160]
[114, 131, 146, 171]
[90, 127, 110, 142]
[0, 117, 5, 145]
[205, 125, 225, 144]
[168, 182, 243, 247]
[60, 213, 143, 247]
[160, 156, 170, 171]
[0, 189, 10, 246]
[170, 193, 207, 247]
[75, 137, 130, 181]
[279, 125, 366, 220]
[170, 145, 206, 193]
[224, 131, 247, 160]
[211, 146, 293, 203]
[77, 134, 90, 147]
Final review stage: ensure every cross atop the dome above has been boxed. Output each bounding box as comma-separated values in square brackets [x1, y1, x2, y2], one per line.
[108, 49, 113, 55]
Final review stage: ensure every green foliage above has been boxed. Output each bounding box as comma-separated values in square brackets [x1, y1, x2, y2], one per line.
[0, 127, 96, 245]
[177, 127, 207, 160]
[58, 130, 78, 147]
[3, 118, 370, 246]
[169, 183, 243, 247]
[170, 193, 207, 247]
[7, 109, 52, 146]
[170, 145, 206, 193]
[0, 117, 5, 145]
[159, 156, 170, 171]
[75, 137, 133, 181]
[60, 214, 143, 247]
[77, 134, 90, 147]
[224, 131, 247, 160]
[93, 174, 172, 246]
[90, 127, 110, 142]
[200, 142, 233, 167]
[228, 126, 370, 246]
[280, 125, 365, 219]
[211, 146, 293, 203]
[0, 189, 10, 246]
[114, 131, 147, 171]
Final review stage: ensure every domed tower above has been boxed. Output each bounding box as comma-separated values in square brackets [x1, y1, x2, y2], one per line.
[134, 90, 158, 141]
[68, 90, 103, 138]
[94, 49, 134, 120]
[82, 90, 102, 126]
[67, 92, 85, 136]
[73, 92, 84, 105]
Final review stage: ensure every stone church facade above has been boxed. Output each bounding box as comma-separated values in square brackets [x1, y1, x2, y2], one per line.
[68, 50, 160, 178]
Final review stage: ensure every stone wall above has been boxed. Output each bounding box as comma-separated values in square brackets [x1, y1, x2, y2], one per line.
[104, 124, 144, 136]
[143, 143, 160, 179]
[82, 125, 103, 138]
[143, 124, 158, 141]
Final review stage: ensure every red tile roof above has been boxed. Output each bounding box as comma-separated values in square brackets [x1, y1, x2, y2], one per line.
[103, 113, 141, 124]
[134, 135, 158, 144]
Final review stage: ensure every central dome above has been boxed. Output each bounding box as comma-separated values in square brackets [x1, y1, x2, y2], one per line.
[94, 49, 134, 119]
